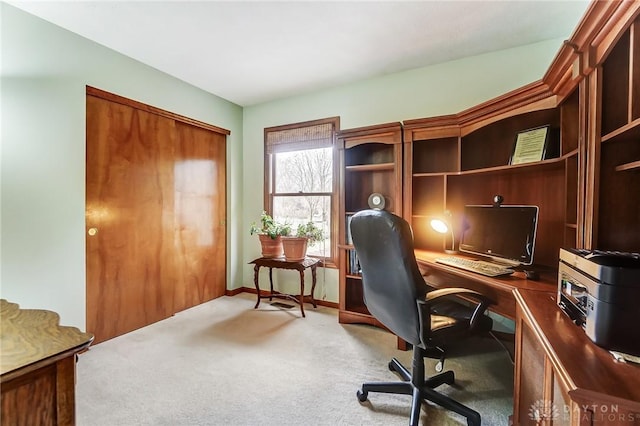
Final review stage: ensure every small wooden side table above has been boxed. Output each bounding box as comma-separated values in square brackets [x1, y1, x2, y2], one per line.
[249, 257, 321, 317]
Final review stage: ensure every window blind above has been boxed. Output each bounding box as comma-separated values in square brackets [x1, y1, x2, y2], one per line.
[265, 122, 335, 154]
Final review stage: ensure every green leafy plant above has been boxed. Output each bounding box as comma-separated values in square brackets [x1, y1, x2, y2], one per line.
[249, 211, 289, 239]
[295, 221, 324, 245]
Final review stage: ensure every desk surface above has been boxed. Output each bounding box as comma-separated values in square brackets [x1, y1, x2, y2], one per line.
[1, 299, 94, 380]
[414, 250, 556, 319]
[515, 289, 640, 407]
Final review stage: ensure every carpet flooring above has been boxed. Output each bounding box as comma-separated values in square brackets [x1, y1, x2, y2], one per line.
[76, 293, 513, 425]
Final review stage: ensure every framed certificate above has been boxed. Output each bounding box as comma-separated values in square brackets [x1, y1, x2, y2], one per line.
[509, 125, 551, 165]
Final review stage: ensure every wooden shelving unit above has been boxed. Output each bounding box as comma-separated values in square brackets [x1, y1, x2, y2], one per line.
[332, 1, 640, 421]
[403, 82, 583, 269]
[589, 14, 640, 253]
[337, 122, 403, 325]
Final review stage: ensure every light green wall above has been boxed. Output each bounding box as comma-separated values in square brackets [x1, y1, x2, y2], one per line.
[242, 38, 565, 301]
[1, 4, 243, 328]
[2, 1, 572, 327]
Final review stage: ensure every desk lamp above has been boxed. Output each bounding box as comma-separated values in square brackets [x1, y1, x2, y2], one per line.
[430, 211, 457, 254]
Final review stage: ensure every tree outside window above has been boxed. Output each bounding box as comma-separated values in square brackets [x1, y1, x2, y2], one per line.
[273, 148, 332, 257]
[264, 117, 339, 265]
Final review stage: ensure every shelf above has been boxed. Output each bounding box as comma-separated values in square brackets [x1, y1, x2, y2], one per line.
[601, 117, 640, 144]
[615, 160, 640, 172]
[413, 172, 451, 178]
[339, 124, 402, 329]
[345, 162, 395, 172]
[412, 152, 574, 178]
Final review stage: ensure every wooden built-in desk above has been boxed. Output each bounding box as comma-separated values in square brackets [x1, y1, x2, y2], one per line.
[414, 250, 556, 320]
[513, 289, 640, 425]
[1, 299, 94, 426]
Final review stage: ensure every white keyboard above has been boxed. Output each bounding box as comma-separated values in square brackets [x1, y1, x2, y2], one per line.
[435, 256, 514, 277]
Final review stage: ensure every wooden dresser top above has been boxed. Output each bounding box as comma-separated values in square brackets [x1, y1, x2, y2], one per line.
[1, 299, 93, 379]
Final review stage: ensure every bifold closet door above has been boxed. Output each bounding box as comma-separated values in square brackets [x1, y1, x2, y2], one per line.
[86, 95, 177, 343]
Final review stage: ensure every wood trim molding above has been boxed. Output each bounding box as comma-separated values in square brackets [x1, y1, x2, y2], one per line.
[401, 3, 640, 140]
[336, 121, 403, 140]
[86, 86, 231, 135]
[403, 82, 556, 140]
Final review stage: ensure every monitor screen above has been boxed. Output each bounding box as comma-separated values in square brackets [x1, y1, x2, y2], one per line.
[459, 204, 539, 266]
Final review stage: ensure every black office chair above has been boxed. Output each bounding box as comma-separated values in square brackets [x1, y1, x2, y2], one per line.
[350, 209, 494, 426]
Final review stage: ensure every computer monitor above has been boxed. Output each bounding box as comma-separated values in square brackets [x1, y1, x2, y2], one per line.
[459, 204, 539, 266]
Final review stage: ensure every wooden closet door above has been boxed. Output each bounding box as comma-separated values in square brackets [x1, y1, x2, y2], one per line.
[86, 95, 177, 343]
[172, 122, 227, 312]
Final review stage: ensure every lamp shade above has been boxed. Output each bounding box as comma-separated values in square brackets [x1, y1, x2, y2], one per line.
[430, 218, 449, 234]
[429, 214, 457, 254]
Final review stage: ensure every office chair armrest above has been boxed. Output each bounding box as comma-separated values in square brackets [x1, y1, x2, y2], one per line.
[422, 287, 493, 332]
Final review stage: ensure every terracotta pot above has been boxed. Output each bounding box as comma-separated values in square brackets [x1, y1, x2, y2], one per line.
[282, 237, 308, 261]
[259, 234, 283, 258]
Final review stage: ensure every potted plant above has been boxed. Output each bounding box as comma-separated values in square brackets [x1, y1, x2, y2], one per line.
[250, 211, 289, 258]
[281, 221, 324, 261]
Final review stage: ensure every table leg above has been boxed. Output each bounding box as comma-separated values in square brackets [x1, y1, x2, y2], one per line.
[268, 267, 274, 301]
[310, 265, 318, 308]
[253, 265, 261, 309]
[298, 269, 306, 317]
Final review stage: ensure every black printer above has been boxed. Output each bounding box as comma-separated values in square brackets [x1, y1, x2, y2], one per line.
[558, 248, 640, 357]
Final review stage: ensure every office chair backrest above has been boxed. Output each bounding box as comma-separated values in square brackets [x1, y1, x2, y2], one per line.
[350, 209, 428, 346]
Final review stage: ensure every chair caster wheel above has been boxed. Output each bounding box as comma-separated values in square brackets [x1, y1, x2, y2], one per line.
[435, 360, 444, 372]
[388, 361, 395, 371]
[357, 390, 368, 402]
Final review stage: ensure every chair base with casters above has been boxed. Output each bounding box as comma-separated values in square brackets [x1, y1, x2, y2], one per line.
[349, 209, 494, 426]
[356, 345, 481, 426]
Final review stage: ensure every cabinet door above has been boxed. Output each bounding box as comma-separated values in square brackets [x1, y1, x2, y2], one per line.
[516, 320, 548, 425]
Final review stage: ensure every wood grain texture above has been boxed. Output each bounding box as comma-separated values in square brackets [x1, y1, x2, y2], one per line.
[86, 95, 177, 343]
[172, 122, 227, 312]
[1, 300, 92, 426]
[1, 364, 57, 426]
[86, 91, 228, 343]
[86, 86, 230, 136]
[415, 250, 556, 320]
[0, 300, 93, 376]
[514, 289, 640, 425]
[337, 124, 403, 328]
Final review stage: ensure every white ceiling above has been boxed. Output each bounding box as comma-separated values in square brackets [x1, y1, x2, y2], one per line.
[8, 1, 591, 107]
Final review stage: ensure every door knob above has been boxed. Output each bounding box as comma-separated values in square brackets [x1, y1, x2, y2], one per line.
[88, 228, 98, 236]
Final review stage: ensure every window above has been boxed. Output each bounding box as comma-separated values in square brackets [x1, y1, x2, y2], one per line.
[264, 117, 340, 266]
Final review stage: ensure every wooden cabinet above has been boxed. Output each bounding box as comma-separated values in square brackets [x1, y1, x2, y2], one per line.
[1, 300, 93, 426]
[513, 290, 640, 426]
[332, 2, 640, 422]
[333, 0, 640, 321]
[337, 122, 403, 325]
[586, 11, 640, 252]
[403, 82, 583, 269]
[402, 1, 640, 266]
